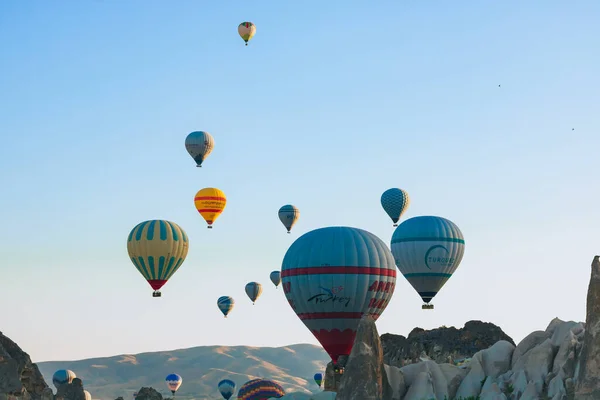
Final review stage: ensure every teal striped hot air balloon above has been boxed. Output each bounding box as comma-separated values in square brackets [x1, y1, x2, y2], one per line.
[381, 188, 410, 227]
[126, 220, 189, 297]
[217, 296, 235, 318]
[391, 216, 465, 310]
[218, 379, 236, 400]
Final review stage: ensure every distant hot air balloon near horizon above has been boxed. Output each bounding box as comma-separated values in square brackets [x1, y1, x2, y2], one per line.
[52, 369, 76, 390]
[217, 296, 235, 318]
[278, 205, 300, 234]
[314, 372, 323, 388]
[245, 282, 263, 305]
[281, 226, 397, 365]
[218, 379, 236, 400]
[269, 271, 281, 288]
[238, 22, 256, 46]
[381, 188, 410, 227]
[194, 188, 227, 228]
[127, 220, 189, 297]
[166, 373, 182, 395]
[391, 216, 465, 310]
[185, 131, 214, 168]
[237, 378, 285, 399]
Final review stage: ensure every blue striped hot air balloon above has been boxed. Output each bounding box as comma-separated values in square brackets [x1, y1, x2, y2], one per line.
[127, 220, 189, 297]
[217, 296, 235, 318]
[269, 271, 281, 288]
[165, 373, 182, 394]
[381, 188, 410, 227]
[237, 379, 285, 399]
[218, 379, 236, 400]
[391, 216, 465, 310]
[281, 226, 397, 364]
[52, 369, 76, 390]
[244, 282, 262, 305]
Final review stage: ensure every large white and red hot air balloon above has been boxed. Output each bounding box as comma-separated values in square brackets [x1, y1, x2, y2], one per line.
[281, 226, 397, 364]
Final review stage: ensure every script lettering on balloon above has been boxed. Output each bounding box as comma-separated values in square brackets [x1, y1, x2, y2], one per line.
[283, 282, 291, 294]
[368, 280, 395, 293]
[306, 286, 351, 307]
[368, 297, 389, 309]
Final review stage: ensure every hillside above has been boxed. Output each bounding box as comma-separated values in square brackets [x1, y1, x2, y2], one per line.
[37, 344, 329, 400]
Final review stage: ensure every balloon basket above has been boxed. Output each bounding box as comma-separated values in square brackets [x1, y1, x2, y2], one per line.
[422, 304, 434, 310]
[152, 291, 162, 298]
[196, 165, 202, 168]
[287, 231, 291, 234]
[393, 224, 398, 227]
[207, 226, 213, 229]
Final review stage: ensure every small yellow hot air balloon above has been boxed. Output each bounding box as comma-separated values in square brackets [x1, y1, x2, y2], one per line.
[194, 188, 226, 228]
[238, 22, 256, 46]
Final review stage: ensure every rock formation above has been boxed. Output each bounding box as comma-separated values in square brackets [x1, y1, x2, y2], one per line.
[132, 387, 164, 400]
[336, 315, 392, 400]
[0, 331, 50, 400]
[382, 321, 515, 367]
[575, 255, 600, 399]
[55, 378, 86, 400]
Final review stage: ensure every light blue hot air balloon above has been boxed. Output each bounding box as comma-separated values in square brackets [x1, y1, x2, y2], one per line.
[218, 379, 236, 400]
[281, 226, 397, 364]
[270, 270, 281, 288]
[278, 204, 300, 233]
[217, 296, 235, 318]
[381, 188, 410, 227]
[52, 369, 76, 390]
[245, 282, 262, 305]
[185, 131, 214, 167]
[165, 373, 182, 395]
[390, 216, 465, 310]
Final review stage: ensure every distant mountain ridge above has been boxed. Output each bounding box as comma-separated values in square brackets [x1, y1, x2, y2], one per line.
[37, 344, 330, 400]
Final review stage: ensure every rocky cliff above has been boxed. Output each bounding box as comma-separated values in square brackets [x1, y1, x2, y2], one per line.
[0, 332, 51, 400]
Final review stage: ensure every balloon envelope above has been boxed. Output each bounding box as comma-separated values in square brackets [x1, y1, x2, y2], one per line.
[245, 282, 263, 304]
[194, 188, 226, 227]
[127, 220, 189, 291]
[390, 216, 465, 304]
[278, 205, 300, 233]
[238, 22, 256, 45]
[52, 369, 76, 389]
[165, 373, 182, 393]
[185, 131, 214, 167]
[380, 188, 410, 225]
[84, 391, 92, 400]
[281, 226, 397, 363]
[269, 271, 281, 288]
[217, 296, 235, 317]
[237, 378, 285, 399]
[218, 379, 236, 400]
[314, 372, 323, 387]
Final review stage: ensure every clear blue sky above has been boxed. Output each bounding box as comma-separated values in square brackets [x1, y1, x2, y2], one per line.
[1, 0, 599, 362]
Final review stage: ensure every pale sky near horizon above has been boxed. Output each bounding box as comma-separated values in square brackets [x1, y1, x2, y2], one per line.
[1, 0, 599, 363]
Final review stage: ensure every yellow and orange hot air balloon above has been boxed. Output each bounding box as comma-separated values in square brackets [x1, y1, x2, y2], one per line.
[194, 188, 226, 228]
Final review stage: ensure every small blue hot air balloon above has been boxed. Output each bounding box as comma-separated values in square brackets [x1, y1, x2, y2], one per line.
[217, 296, 235, 318]
[244, 282, 262, 305]
[381, 188, 410, 227]
[52, 369, 76, 390]
[165, 373, 182, 395]
[185, 131, 215, 167]
[391, 216, 465, 310]
[269, 270, 281, 288]
[218, 379, 236, 400]
[314, 372, 323, 388]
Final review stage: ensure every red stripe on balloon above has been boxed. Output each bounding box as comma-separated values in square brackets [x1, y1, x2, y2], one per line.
[297, 311, 383, 320]
[194, 196, 226, 201]
[148, 279, 167, 290]
[281, 266, 396, 278]
[197, 209, 223, 212]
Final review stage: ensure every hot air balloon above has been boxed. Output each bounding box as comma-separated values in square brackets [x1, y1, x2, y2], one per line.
[314, 373, 323, 388]
[278, 205, 300, 233]
[238, 22, 256, 46]
[166, 373, 182, 395]
[84, 391, 92, 400]
[245, 282, 262, 304]
[217, 296, 235, 318]
[390, 216, 465, 310]
[52, 369, 76, 389]
[194, 188, 226, 228]
[380, 188, 410, 227]
[133, 393, 138, 399]
[269, 270, 281, 288]
[218, 379, 236, 400]
[185, 131, 214, 167]
[281, 226, 397, 366]
[127, 220, 189, 297]
[237, 378, 285, 399]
